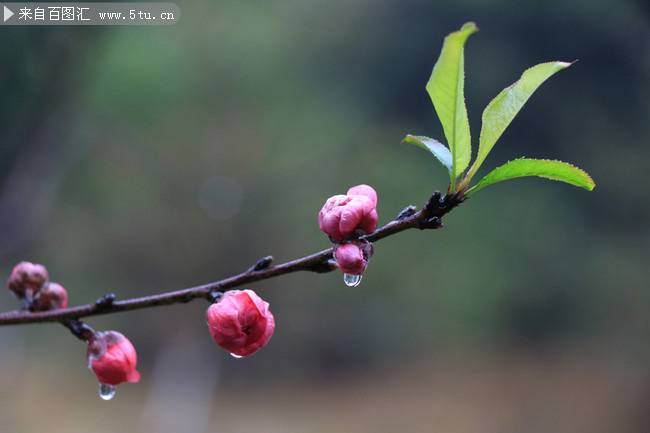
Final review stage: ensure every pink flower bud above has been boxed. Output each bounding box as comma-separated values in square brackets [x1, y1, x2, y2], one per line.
[7, 261, 49, 299]
[318, 184, 379, 240]
[334, 243, 368, 275]
[33, 282, 68, 311]
[206, 289, 275, 357]
[88, 331, 141, 386]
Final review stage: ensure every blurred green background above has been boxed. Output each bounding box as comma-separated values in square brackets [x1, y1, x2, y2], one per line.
[1, 0, 649, 432]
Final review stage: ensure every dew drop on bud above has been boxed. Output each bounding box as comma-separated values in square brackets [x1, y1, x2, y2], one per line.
[98, 383, 116, 401]
[230, 353, 244, 359]
[343, 273, 362, 287]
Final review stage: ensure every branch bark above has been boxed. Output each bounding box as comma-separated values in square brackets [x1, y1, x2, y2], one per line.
[0, 191, 463, 326]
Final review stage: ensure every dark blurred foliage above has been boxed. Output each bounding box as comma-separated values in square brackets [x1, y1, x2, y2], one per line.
[0, 0, 648, 432]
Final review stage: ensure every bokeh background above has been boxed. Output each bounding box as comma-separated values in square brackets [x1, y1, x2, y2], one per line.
[1, 0, 649, 432]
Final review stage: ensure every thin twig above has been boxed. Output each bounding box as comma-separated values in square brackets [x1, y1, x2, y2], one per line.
[0, 192, 463, 326]
[62, 319, 95, 341]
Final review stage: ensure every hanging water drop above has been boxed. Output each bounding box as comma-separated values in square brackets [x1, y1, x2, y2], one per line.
[230, 353, 244, 359]
[343, 273, 362, 287]
[98, 383, 116, 401]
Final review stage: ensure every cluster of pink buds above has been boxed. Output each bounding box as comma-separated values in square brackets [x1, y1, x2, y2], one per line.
[206, 289, 275, 358]
[318, 184, 378, 285]
[3, 186, 377, 397]
[7, 261, 68, 310]
[1, 185, 379, 399]
[5, 261, 140, 400]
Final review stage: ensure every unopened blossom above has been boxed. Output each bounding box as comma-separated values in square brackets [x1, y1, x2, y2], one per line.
[88, 331, 141, 386]
[334, 243, 368, 275]
[206, 289, 275, 357]
[6, 261, 49, 299]
[33, 282, 68, 311]
[318, 184, 379, 240]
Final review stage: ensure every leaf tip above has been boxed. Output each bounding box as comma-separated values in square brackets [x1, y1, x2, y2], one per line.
[560, 159, 596, 191]
[461, 21, 479, 33]
[400, 134, 414, 145]
[584, 175, 596, 191]
[558, 60, 577, 69]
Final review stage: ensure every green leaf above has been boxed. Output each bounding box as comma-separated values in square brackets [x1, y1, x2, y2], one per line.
[466, 158, 595, 196]
[402, 134, 453, 174]
[466, 61, 573, 182]
[426, 22, 478, 186]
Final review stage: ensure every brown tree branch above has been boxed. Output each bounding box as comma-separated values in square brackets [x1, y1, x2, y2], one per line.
[0, 191, 463, 326]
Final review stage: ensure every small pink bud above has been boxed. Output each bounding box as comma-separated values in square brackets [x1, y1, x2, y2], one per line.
[88, 331, 141, 386]
[206, 289, 275, 357]
[33, 282, 68, 311]
[7, 261, 49, 299]
[334, 243, 368, 275]
[318, 184, 379, 240]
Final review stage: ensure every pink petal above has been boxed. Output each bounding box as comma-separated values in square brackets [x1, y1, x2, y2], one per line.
[338, 202, 365, 237]
[360, 208, 379, 234]
[347, 184, 377, 207]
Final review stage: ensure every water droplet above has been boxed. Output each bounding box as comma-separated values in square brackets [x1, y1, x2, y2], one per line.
[343, 273, 362, 287]
[98, 383, 116, 401]
[230, 353, 243, 359]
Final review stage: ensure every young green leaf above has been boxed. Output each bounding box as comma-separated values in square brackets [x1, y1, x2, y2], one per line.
[402, 134, 453, 174]
[465, 61, 573, 182]
[466, 158, 595, 196]
[426, 22, 478, 186]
